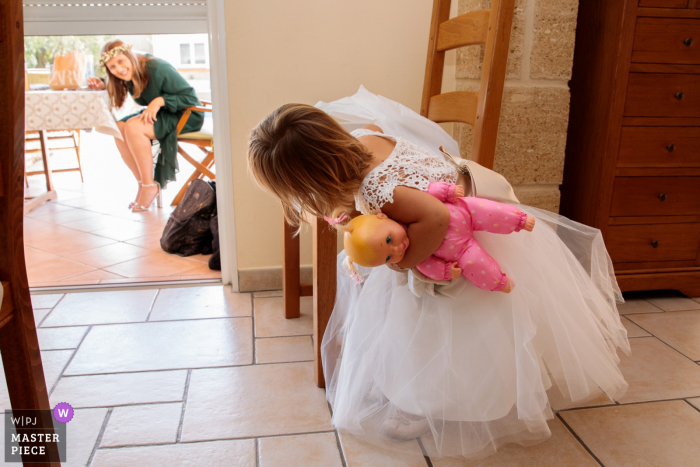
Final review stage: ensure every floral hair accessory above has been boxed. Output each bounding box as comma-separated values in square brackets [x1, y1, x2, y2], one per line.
[324, 213, 348, 226]
[99, 44, 133, 67]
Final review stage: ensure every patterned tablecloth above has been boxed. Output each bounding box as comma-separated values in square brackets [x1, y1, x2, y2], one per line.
[25, 90, 122, 140]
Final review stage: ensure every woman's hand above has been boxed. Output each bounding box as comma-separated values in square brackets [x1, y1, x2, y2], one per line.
[138, 96, 164, 125]
[86, 77, 105, 91]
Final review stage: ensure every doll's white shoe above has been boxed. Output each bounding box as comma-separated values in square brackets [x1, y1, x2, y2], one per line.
[382, 411, 430, 440]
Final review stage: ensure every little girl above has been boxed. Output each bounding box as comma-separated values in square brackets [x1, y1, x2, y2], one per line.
[248, 88, 629, 459]
[338, 182, 536, 293]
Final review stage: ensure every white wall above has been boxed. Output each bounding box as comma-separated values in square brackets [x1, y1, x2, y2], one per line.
[224, 0, 437, 271]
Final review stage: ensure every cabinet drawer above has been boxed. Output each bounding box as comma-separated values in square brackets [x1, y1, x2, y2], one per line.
[632, 18, 700, 64]
[638, 0, 688, 7]
[607, 223, 700, 263]
[618, 127, 700, 167]
[610, 177, 700, 216]
[625, 74, 700, 117]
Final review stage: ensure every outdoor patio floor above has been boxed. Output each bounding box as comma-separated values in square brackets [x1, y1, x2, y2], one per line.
[2, 286, 700, 466]
[23, 130, 220, 287]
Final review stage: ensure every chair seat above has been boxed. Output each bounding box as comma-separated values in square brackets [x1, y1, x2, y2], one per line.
[179, 118, 213, 140]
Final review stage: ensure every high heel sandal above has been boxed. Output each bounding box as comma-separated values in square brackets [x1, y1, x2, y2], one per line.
[131, 182, 162, 212]
[129, 181, 142, 209]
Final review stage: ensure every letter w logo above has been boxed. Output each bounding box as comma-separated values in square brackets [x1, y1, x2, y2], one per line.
[57, 409, 69, 418]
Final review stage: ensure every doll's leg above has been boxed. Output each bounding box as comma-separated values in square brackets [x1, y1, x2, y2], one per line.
[457, 238, 509, 292]
[462, 197, 527, 234]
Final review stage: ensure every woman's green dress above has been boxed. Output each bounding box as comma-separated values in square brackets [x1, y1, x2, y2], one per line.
[120, 57, 204, 188]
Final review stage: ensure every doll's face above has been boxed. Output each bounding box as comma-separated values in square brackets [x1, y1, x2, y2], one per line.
[364, 213, 409, 266]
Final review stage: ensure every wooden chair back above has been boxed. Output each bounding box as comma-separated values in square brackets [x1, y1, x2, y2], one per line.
[421, 0, 515, 169]
[172, 102, 215, 206]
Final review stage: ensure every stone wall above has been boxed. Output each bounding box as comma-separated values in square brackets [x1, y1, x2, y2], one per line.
[454, 0, 578, 212]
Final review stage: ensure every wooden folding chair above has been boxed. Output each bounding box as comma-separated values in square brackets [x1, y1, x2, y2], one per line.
[171, 101, 215, 206]
[25, 129, 84, 185]
[283, 0, 515, 387]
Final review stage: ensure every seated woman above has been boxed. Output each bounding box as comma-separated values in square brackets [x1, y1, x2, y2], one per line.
[87, 39, 204, 211]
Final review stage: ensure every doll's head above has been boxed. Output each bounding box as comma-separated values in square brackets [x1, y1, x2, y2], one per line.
[339, 213, 410, 282]
[247, 104, 372, 229]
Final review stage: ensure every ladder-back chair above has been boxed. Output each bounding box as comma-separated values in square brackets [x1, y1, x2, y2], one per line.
[283, 0, 515, 387]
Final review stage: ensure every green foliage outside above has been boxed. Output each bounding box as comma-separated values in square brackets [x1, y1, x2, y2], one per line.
[24, 35, 115, 78]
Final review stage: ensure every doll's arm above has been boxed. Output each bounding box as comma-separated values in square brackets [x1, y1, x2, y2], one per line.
[464, 197, 529, 234]
[415, 255, 453, 281]
[426, 182, 457, 203]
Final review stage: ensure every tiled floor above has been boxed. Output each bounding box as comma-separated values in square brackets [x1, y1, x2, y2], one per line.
[23, 131, 220, 287]
[2, 287, 700, 466]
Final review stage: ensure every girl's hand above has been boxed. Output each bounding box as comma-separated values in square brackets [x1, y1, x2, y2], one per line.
[450, 262, 462, 279]
[455, 185, 465, 198]
[138, 97, 164, 125]
[86, 77, 105, 91]
[523, 215, 536, 232]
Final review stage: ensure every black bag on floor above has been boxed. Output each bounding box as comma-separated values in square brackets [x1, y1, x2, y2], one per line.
[160, 179, 216, 256]
[208, 214, 221, 270]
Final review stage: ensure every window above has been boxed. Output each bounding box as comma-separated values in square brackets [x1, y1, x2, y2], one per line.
[180, 43, 191, 65]
[194, 43, 206, 64]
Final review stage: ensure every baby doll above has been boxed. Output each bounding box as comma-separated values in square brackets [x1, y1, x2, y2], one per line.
[339, 182, 536, 293]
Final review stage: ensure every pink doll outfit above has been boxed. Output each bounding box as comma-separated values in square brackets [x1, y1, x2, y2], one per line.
[414, 182, 527, 291]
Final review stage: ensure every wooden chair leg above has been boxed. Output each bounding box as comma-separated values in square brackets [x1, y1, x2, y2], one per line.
[312, 217, 337, 388]
[73, 129, 83, 182]
[171, 149, 215, 207]
[283, 218, 301, 319]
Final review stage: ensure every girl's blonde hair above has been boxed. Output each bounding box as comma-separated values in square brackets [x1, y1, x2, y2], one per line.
[247, 104, 372, 228]
[333, 213, 386, 283]
[101, 39, 150, 109]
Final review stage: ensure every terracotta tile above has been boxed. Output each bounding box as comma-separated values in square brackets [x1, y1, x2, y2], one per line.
[616, 299, 662, 315]
[177, 261, 220, 276]
[259, 433, 343, 467]
[23, 222, 78, 244]
[27, 257, 97, 283]
[181, 362, 332, 441]
[41, 289, 157, 327]
[254, 296, 313, 337]
[24, 201, 75, 218]
[34, 207, 101, 224]
[59, 270, 125, 282]
[103, 252, 202, 278]
[51, 371, 187, 408]
[687, 398, 700, 410]
[620, 317, 651, 338]
[547, 384, 615, 411]
[65, 242, 152, 269]
[618, 337, 700, 403]
[560, 401, 700, 467]
[23, 246, 61, 266]
[627, 311, 700, 360]
[179, 273, 223, 280]
[254, 290, 283, 298]
[37, 326, 88, 350]
[101, 403, 182, 447]
[98, 276, 180, 284]
[149, 286, 251, 320]
[255, 336, 314, 364]
[124, 233, 164, 252]
[91, 439, 256, 467]
[31, 293, 64, 309]
[91, 221, 164, 242]
[54, 278, 102, 286]
[429, 418, 598, 466]
[26, 231, 117, 256]
[59, 214, 138, 233]
[647, 296, 700, 312]
[184, 253, 212, 264]
[65, 318, 253, 375]
[339, 432, 427, 467]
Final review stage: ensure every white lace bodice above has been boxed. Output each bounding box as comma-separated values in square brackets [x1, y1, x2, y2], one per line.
[352, 129, 458, 214]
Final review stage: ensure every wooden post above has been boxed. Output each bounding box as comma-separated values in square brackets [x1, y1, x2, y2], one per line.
[282, 219, 301, 319]
[312, 217, 336, 388]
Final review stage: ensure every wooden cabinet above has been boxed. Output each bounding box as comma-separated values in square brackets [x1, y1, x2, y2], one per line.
[561, 0, 700, 296]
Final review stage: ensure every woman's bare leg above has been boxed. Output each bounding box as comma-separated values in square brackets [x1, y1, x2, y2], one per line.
[115, 121, 142, 205]
[124, 117, 159, 208]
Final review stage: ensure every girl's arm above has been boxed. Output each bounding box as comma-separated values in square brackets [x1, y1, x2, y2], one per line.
[381, 185, 450, 269]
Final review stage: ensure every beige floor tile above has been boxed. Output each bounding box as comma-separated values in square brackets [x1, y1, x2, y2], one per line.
[647, 296, 700, 312]
[688, 398, 700, 410]
[91, 439, 256, 467]
[259, 433, 343, 467]
[103, 252, 202, 278]
[627, 311, 700, 360]
[123, 233, 164, 252]
[64, 318, 252, 375]
[181, 362, 332, 441]
[149, 286, 251, 321]
[101, 403, 182, 447]
[65, 242, 153, 269]
[339, 432, 427, 467]
[254, 296, 313, 337]
[26, 231, 117, 256]
[37, 326, 88, 350]
[59, 408, 109, 467]
[34, 308, 51, 326]
[620, 317, 651, 338]
[24, 246, 61, 266]
[254, 290, 283, 298]
[616, 299, 662, 315]
[560, 400, 700, 467]
[51, 371, 187, 408]
[41, 289, 157, 327]
[618, 337, 700, 403]
[255, 336, 314, 364]
[27, 257, 97, 283]
[91, 221, 164, 242]
[429, 418, 597, 467]
[41, 349, 74, 390]
[31, 293, 64, 309]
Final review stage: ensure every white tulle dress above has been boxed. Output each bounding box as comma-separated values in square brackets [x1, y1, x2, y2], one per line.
[316, 87, 630, 459]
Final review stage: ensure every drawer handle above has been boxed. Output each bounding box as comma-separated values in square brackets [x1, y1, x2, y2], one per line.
[658, 193, 667, 201]
[651, 240, 659, 248]
[666, 144, 675, 152]
[675, 92, 685, 100]
[684, 38, 694, 47]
